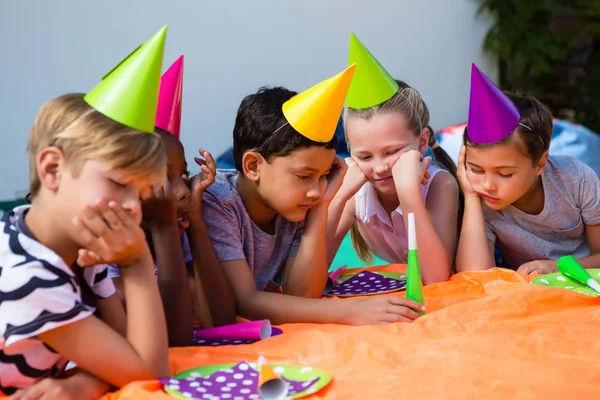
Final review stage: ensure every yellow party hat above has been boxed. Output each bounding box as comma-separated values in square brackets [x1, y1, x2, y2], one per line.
[282, 64, 356, 142]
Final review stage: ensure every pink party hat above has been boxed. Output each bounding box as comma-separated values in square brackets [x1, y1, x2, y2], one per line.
[155, 55, 184, 138]
[467, 63, 520, 144]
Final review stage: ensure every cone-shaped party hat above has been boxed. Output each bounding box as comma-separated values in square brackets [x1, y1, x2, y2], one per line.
[282, 64, 356, 143]
[155, 55, 184, 138]
[405, 213, 425, 314]
[346, 32, 399, 109]
[84, 26, 167, 133]
[257, 356, 288, 399]
[467, 63, 521, 144]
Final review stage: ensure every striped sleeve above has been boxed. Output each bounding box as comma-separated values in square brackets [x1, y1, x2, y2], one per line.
[86, 264, 116, 299]
[0, 260, 93, 347]
[106, 263, 121, 279]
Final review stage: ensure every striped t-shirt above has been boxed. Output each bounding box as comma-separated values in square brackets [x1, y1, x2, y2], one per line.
[0, 206, 115, 394]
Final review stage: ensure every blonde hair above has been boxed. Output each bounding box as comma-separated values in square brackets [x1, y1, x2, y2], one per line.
[342, 81, 462, 264]
[27, 93, 166, 199]
[350, 224, 374, 264]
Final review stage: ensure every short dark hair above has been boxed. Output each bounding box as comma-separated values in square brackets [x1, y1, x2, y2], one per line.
[154, 126, 171, 135]
[464, 92, 553, 163]
[232, 86, 338, 171]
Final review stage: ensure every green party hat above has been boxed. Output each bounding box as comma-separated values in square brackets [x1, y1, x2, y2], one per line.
[84, 26, 167, 133]
[346, 32, 399, 109]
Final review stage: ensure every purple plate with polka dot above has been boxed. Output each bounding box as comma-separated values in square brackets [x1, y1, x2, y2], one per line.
[160, 361, 331, 399]
[324, 270, 407, 297]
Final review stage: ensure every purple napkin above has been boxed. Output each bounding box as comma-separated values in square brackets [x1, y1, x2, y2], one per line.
[330, 270, 406, 296]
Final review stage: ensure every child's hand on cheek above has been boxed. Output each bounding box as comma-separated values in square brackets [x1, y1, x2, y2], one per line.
[457, 145, 478, 198]
[391, 149, 431, 195]
[189, 148, 217, 219]
[141, 180, 178, 226]
[321, 156, 349, 205]
[336, 157, 367, 201]
[73, 200, 150, 268]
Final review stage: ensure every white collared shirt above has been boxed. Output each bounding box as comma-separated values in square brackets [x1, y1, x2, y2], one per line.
[354, 163, 446, 263]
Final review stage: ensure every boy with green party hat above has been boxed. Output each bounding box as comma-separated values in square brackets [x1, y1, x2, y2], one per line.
[0, 26, 169, 398]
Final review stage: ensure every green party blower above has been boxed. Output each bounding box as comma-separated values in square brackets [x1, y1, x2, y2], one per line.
[405, 213, 425, 314]
[557, 255, 600, 294]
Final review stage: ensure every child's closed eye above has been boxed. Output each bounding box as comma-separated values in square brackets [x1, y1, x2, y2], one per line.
[110, 179, 127, 188]
[469, 168, 484, 175]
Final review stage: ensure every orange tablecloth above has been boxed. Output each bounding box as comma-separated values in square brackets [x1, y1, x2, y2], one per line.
[8, 266, 600, 399]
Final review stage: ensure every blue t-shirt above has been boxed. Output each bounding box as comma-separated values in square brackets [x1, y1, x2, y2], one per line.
[201, 170, 303, 291]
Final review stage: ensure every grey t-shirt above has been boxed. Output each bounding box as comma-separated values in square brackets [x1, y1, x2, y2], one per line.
[484, 155, 600, 269]
[201, 170, 303, 291]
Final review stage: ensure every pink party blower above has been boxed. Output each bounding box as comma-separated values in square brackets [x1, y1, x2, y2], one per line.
[194, 320, 273, 341]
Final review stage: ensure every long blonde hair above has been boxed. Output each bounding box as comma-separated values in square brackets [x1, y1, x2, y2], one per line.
[343, 81, 461, 264]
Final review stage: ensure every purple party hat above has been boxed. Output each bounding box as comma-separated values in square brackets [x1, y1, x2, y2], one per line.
[467, 63, 521, 144]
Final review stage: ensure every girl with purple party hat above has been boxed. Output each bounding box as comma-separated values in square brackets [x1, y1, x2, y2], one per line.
[456, 64, 600, 275]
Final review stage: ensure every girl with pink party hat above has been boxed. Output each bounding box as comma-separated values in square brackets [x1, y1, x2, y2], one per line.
[456, 64, 600, 275]
[108, 56, 236, 346]
[327, 33, 460, 287]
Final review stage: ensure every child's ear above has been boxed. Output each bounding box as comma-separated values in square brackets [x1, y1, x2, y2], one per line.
[536, 151, 549, 175]
[418, 127, 430, 154]
[241, 151, 263, 182]
[37, 147, 66, 192]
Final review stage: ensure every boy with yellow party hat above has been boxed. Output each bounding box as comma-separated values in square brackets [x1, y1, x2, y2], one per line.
[201, 65, 425, 324]
[0, 27, 169, 398]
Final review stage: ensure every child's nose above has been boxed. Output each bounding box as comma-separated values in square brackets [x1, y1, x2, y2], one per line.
[482, 177, 496, 193]
[174, 179, 191, 202]
[373, 160, 390, 175]
[306, 180, 324, 199]
[121, 198, 142, 225]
